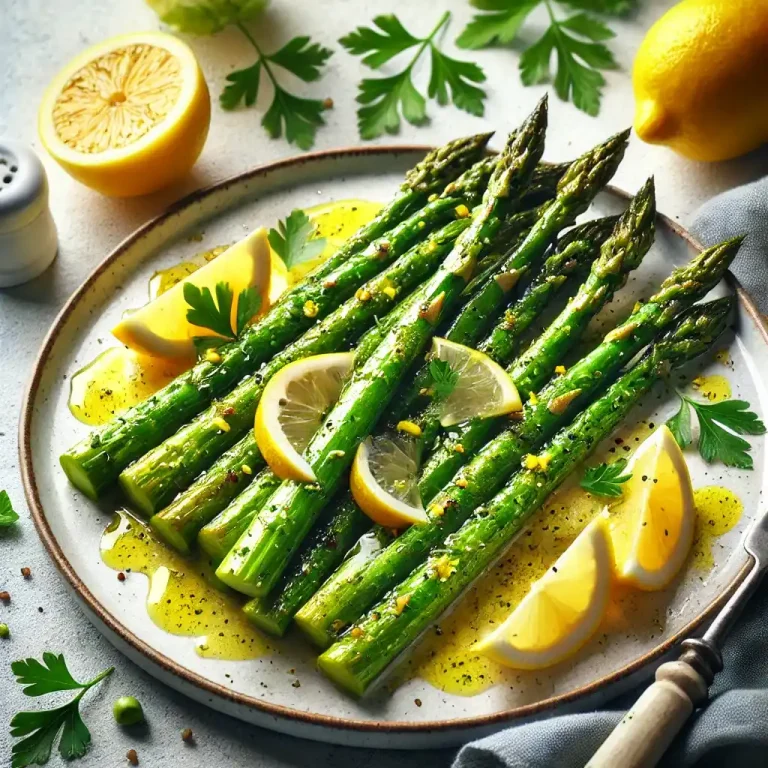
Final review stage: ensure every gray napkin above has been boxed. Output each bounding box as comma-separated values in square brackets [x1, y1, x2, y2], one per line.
[453, 179, 768, 768]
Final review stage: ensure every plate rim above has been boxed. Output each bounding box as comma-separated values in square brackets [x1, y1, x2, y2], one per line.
[19, 144, 762, 736]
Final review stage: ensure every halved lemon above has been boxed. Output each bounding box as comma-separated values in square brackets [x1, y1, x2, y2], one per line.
[350, 435, 426, 527]
[608, 425, 695, 590]
[112, 227, 271, 360]
[430, 338, 521, 427]
[475, 513, 613, 670]
[39, 31, 210, 197]
[255, 352, 354, 482]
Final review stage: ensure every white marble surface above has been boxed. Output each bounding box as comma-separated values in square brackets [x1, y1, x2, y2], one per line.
[2, 0, 767, 765]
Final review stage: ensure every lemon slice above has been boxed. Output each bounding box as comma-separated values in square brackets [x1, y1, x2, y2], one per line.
[112, 228, 271, 360]
[350, 435, 426, 528]
[39, 31, 210, 197]
[255, 352, 355, 482]
[430, 338, 521, 427]
[609, 425, 695, 590]
[475, 513, 613, 670]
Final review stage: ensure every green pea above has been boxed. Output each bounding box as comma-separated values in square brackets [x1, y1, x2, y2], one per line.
[113, 696, 144, 726]
[0, 623, 9, 638]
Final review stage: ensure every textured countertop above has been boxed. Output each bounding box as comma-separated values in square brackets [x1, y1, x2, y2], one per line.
[2, 0, 768, 765]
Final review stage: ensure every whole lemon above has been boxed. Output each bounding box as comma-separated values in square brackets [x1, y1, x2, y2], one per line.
[633, 0, 768, 162]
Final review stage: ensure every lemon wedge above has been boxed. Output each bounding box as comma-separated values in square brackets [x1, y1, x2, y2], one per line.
[39, 31, 210, 197]
[350, 435, 426, 528]
[608, 425, 695, 590]
[111, 228, 271, 360]
[431, 337, 521, 427]
[475, 513, 613, 670]
[254, 352, 354, 483]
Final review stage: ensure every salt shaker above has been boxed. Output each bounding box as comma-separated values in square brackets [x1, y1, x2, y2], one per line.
[0, 141, 58, 287]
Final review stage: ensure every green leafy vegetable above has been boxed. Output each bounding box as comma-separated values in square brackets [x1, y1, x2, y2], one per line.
[667, 393, 766, 470]
[146, 1, 332, 148]
[457, 0, 623, 116]
[267, 209, 327, 270]
[340, 12, 487, 140]
[145, 0, 269, 35]
[429, 359, 460, 401]
[0, 490, 19, 527]
[580, 458, 632, 497]
[185, 281, 261, 356]
[10, 653, 114, 767]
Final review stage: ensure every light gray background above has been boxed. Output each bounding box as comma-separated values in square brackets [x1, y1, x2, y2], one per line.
[2, 0, 768, 765]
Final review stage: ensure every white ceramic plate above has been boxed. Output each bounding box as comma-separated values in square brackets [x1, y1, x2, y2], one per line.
[21, 147, 767, 749]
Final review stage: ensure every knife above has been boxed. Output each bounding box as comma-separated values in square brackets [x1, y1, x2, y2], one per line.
[586, 510, 768, 768]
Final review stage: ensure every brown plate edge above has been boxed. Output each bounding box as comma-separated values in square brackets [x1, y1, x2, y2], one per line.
[18, 145, 763, 736]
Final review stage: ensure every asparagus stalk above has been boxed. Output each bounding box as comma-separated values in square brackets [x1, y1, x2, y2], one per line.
[122, 158, 497, 518]
[295, 183, 658, 647]
[215, 100, 550, 597]
[147, 215, 476, 545]
[240, 200, 612, 636]
[59, 134, 492, 500]
[442, 129, 630, 346]
[317, 297, 734, 695]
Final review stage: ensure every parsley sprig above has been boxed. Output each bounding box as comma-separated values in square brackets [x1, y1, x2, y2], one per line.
[268, 209, 326, 269]
[580, 458, 632, 497]
[457, 0, 631, 116]
[428, 359, 460, 401]
[0, 489, 19, 527]
[147, 0, 332, 148]
[184, 281, 261, 355]
[10, 654, 114, 768]
[667, 393, 766, 470]
[340, 12, 487, 140]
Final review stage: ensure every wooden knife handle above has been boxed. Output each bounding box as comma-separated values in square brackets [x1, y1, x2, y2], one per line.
[585, 659, 708, 768]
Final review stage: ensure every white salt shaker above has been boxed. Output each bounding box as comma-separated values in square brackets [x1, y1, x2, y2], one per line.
[0, 141, 58, 287]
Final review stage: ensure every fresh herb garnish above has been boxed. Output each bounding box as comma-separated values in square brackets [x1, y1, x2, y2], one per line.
[457, 0, 632, 116]
[0, 490, 19, 527]
[340, 12, 487, 140]
[184, 281, 261, 355]
[10, 653, 114, 767]
[580, 458, 632, 497]
[429, 359, 460, 401]
[267, 209, 326, 269]
[146, 0, 333, 148]
[667, 393, 766, 470]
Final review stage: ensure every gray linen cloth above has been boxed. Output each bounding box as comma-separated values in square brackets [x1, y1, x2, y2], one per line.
[453, 178, 768, 768]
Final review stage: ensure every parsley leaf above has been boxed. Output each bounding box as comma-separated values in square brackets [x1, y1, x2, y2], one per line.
[457, 0, 620, 116]
[10, 654, 113, 767]
[0, 489, 19, 527]
[268, 209, 327, 270]
[580, 458, 632, 497]
[220, 26, 333, 149]
[184, 281, 261, 354]
[146, 0, 269, 35]
[341, 12, 487, 140]
[429, 359, 460, 401]
[667, 393, 766, 470]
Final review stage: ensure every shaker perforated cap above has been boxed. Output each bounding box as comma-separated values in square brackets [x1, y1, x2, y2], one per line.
[0, 142, 50, 234]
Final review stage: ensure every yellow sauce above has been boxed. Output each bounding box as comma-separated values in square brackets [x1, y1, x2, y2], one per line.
[68, 199, 380, 427]
[691, 486, 743, 571]
[714, 348, 731, 367]
[101, 510, 270, 660]
[692, 374, 731, 402]
[407, 421, 742, 697]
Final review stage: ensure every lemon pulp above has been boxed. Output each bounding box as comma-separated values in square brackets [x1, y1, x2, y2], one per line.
[53, 44, 182, 154]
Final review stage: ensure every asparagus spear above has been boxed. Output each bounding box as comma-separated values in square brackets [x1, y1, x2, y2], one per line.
[59, 134, 492, 500]
[215, 100, 550, 597]
[317, 297, 734, 695]
[122, 158, 497, 517]
[241, 218, 612, 635]
[146, 215, 476, 542]
[295, 183, 658, 647]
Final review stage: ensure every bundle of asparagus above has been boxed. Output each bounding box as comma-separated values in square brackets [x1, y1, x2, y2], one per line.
[58, 102, 742, 699]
